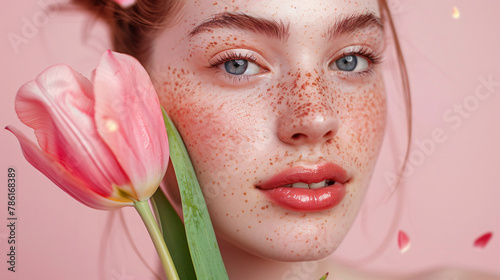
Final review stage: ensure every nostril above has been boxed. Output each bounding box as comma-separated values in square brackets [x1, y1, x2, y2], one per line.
[279, 115, 339, 145]
[291, 133, 303, 140]
[324, 131, 333, 138]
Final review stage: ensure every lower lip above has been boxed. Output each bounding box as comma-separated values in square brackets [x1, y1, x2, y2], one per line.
[260, 184, 346, 212]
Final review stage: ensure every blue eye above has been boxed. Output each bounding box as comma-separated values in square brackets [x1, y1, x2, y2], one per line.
[222, 59, 260, 75]
[330, 54, 369, 72]
[336, 55, 357, 71]
[225, 59, 247, 75]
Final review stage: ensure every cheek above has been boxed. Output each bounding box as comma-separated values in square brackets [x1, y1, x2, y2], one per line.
[329, 73, 386, 196]
[157, 69, 226, 159]
[334, 73, 387, 171]
[158, 74, 263, 155]
[155, 68, 267, 198]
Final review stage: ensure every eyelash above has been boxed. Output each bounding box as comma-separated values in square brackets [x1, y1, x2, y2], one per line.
[208, 51, 259, 68]
[208, 51, 263, 83]
[333, 46, 383, 78]
[207, 47, 383, 82]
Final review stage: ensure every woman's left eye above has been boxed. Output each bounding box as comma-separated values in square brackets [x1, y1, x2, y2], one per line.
[220, 59, 260, 76]
[329, 54, 370, 73]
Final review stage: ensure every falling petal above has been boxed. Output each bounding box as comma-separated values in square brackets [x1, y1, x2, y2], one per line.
[474, 232, 493, 248]
[398, 230, 410, 253]
[452, 6, 460, 19]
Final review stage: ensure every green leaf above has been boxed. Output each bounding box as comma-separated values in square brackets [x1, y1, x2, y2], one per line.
[151, 189, 196, 280]
[163, 108, 229, 280]
[319, 272, 329, 280]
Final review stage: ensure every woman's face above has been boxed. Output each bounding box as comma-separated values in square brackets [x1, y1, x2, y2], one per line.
[150, 0, 386, 261]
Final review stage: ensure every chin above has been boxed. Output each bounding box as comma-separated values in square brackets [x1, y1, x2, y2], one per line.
[247, 237, 344, 262]
[218, 216, 351, 262]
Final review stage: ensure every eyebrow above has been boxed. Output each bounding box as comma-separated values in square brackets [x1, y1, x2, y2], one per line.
[189, 12, 290, 41]
[188, 12, 383, 41]
[327, 13, 384, 40]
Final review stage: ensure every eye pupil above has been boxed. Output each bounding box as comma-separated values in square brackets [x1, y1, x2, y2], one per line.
[336, 55, 357, 71]
[225, 59, 248, 75]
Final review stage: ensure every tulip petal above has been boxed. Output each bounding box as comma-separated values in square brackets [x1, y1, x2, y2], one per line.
[6, 126, 132, 210]
[474, 232, 493, 248]
[14, 64, 131, 198]
[94, 50, 169, 201]
[398, 230, 411, 253]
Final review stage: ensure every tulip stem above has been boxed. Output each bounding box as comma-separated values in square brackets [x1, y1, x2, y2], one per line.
[134, 200, 180, 280]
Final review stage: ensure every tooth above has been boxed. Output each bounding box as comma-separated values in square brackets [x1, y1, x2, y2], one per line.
[309, 181, 325, 189]
[282, 184, 292, 188]
[292, 182, 309, 189]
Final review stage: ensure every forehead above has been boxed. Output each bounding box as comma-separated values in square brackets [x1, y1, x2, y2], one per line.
[177, 0, 380, 27]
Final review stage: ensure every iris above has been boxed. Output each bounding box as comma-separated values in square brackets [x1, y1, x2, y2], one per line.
[225, 59, 248, 75]
[336, 55, 357, 71]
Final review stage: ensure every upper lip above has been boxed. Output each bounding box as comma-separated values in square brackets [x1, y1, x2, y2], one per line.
[255, 162, 349, 190]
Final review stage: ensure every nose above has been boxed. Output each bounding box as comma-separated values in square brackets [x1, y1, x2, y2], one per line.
[277, 102, 339, 145]
[276, 69, 340, 146]
[277, 101, 339, 146]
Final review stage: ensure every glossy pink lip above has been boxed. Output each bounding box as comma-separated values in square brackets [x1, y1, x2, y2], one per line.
[256, 162, 349, 212]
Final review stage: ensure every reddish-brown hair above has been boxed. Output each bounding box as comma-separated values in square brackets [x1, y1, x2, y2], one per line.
[73, 0, 182, 63]
[378, 0, 412, 169]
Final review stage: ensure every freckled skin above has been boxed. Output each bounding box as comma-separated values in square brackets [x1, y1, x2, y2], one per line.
[149, 0, 385, 272]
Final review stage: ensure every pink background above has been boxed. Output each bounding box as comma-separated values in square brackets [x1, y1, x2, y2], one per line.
[1, 0, 499, 279]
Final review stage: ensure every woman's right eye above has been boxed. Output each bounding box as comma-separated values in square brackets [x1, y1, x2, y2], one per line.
[221, 59, 260, 76]
[208, 50, 268, 79]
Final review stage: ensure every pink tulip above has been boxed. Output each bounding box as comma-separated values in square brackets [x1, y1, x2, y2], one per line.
[6, 50, 169, 210]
